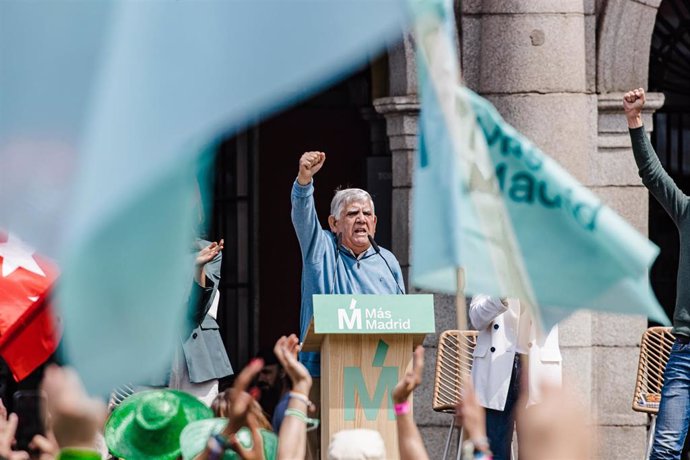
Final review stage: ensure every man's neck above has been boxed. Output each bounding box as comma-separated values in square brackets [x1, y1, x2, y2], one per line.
[342, 244, 370, 258]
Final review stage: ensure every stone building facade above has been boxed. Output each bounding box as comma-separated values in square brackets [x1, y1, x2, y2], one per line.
[374, 1, 667, 458]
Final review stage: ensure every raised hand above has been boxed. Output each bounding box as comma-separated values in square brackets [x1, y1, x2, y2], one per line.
[393, 346, 430, 460]
[196, 239, 224, 267]
[297, 151, 326, 186]
[273, 334, 312, 396]
[229, 413, 265, 460]
[274, 334, 312, 460]
[223, 358, 264, 436]
[392, 345, 424, 404]
[623, 88, 645, 128]
[40, 365, 106, 451]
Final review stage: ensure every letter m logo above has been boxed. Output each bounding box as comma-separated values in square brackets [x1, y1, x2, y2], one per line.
[343, 340, 398, 421]
[337, 298, 362, 330]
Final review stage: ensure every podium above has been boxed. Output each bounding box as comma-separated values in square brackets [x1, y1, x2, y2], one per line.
[302, 294, 435, 459]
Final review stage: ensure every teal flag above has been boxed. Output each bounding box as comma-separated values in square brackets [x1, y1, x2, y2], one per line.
[411, 0, 669, 328]
[0, 1, 408, 392]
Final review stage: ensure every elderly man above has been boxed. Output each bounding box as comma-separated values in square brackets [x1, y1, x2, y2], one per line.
[291, 150, 405, 377]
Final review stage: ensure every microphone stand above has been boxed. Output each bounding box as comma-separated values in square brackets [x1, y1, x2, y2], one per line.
[367, 234, 404, 294]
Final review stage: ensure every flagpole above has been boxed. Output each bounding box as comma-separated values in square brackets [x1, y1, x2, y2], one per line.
[455, 266, 471, 450]
[456, 267, 467, 330]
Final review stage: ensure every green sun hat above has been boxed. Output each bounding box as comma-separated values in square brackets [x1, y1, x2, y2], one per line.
[179, 418, 277, 460]
[105, 390, 213, 460]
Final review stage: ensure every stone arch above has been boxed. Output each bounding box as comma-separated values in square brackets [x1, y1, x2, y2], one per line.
[596, 0, 662, 93]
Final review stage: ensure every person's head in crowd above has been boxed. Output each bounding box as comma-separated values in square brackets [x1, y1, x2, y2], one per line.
[104, 389, 212, 460]
[327, 429, 386, 460]
[251, 348, 288, 418]
[328, 188, 377, 255]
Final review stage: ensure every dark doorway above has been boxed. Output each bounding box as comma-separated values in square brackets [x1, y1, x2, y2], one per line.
[209, 64, 392, 382]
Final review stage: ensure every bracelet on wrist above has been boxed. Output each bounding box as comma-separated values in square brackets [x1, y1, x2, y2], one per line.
[285, 408, 320, 432]
[289, 391, 315, 411]
[207, 433, 232, 460]
[394, 400, 411, 416]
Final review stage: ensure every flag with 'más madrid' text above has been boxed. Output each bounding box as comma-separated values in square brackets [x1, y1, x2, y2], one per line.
[410, 0, 669, 329]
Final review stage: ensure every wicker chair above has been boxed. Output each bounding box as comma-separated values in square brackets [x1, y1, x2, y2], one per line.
[632, 326, 675, 460]
[433, 330, 478, 460]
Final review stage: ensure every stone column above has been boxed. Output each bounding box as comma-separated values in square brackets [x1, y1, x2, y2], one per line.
[372, 96, 418, 288]
[373, 35, 419, 288]
[461, 1, 595, 404]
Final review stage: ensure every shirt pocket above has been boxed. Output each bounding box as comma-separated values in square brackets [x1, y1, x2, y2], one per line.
[473, 337, 490, 358]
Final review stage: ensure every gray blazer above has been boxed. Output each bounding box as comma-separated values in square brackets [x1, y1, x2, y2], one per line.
[145, 241, 233, 386]
[181, 242, 233, 383]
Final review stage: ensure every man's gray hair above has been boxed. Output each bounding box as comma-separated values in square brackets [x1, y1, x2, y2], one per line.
[330, 188, 375, 218]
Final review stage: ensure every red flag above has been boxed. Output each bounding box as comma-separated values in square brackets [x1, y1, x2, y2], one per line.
[0, 232, 60, 381]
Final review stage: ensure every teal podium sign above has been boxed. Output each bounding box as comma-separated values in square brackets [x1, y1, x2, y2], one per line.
[312, 294, 435, 334]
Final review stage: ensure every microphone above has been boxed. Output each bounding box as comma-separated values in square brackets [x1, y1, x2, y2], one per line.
[330, 232, 342, 294]
[367, 234, 404, 294]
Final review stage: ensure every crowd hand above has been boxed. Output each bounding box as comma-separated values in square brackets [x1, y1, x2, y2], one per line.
[274, 334, 311, 460]
[211, 391, 229, 418]
[297, 151, 325, 186]
[29, 433, 59, 460]
[40, 365, 106, 450]
[229, 413, 265, 460]
[195, 240, 224, 267]
[0, 402, 29, 460]
[222, 358, 264, 436]
[516, 384, 593, 460]
[455, 381, 487, 446]
[392, 345, 424, 404]
[273, 335, 312, 397]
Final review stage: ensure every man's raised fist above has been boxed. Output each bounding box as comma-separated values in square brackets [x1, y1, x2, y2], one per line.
[297, 151, 326, 185]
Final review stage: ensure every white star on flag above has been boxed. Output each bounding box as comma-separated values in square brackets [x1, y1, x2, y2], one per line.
[0, 233, 46, 278]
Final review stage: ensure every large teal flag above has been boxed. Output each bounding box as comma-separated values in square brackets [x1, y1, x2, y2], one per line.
[411, 0, 669, 328]
[0, 1, 408, 392]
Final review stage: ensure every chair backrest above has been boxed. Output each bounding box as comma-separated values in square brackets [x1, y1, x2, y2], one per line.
[432, 330, 478, 413]
[632, 326, 675, 414]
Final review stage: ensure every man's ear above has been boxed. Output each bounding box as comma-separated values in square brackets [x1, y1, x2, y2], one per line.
[328, 215, 338, 232]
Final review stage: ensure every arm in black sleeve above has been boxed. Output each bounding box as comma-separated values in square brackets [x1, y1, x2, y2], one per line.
[630, 126, 689, 223]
